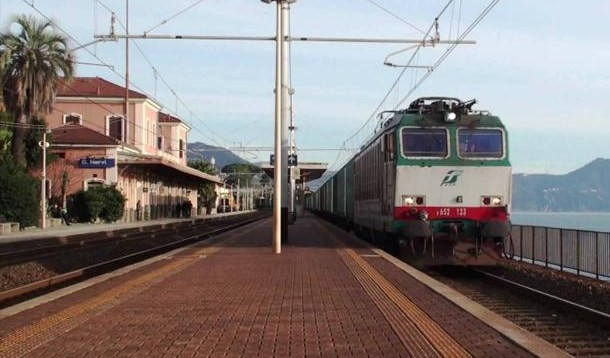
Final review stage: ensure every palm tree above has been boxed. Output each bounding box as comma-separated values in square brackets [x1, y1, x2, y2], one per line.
[0, 15, 74, 167]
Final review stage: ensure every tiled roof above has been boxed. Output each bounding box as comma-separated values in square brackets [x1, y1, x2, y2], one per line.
[119, 157, 223, 184]
[52, 124, 120, 146]
[57, 77, 147, 99]
[158, 112, 183, 124]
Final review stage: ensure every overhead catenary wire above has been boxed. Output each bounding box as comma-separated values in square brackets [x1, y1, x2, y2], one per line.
[321, 0, 499, 186]
[393, 0, 501, 110]
[324, 0, 455, 182]
[364, 0, 429, 38]
[23, 0, 232, 153]
[143, 0, 208, 36]
[22, 0, 185, 141]
[341, 0, 455, 147]
[95, 0, 234, 148]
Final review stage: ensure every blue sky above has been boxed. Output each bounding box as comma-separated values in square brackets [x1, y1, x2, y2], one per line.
[1, 0, 609, 174]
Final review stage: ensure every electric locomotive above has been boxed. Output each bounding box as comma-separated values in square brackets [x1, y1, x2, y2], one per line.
[307, 97, 512, 265]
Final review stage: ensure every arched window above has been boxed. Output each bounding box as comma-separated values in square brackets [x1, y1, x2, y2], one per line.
[63, 113, 82, 125]
[106, 115, 125, 141]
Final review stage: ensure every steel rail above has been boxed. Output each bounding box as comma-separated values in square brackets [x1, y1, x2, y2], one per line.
[0, 213, 268, 305]
[473, 268, 610, 324]
[0, 222, 212, 267]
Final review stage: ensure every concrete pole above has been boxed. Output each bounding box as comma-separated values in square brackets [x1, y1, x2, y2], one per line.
[289, 97, 296, 221]
[280, 0, 291, 238]
[124, 0, 129, 120]
[272, 0, 283, 254]
[287, 2, 297, 223]
[40, 130, 48, 229]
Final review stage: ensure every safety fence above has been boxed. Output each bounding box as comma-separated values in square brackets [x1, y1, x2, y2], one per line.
[506, 225, 610, 281]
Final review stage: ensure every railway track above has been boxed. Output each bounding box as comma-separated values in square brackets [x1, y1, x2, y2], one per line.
[0, 211, 269, 307]
[426, 266, 610, 357]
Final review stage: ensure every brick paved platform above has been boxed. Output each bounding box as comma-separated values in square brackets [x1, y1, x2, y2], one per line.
[0, 214, 538, 357]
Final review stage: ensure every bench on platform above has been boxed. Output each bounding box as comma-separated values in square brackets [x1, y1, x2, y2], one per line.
[48, 218, 63, 228]
[0, 222, 20, 235]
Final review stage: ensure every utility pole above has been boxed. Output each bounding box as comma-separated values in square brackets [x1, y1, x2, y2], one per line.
[289, 83, 297, 222]
[280, 0, 292, 241]
[237, 178, 241, 212]
[39, 129, 50, 229]
[124, 0, 129, 121]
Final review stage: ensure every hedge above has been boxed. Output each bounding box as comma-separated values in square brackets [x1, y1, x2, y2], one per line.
[69, 185, 126, 223]
[0, 159, 39, 227]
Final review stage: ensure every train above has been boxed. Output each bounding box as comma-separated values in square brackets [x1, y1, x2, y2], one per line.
[305, 97, 512, 266]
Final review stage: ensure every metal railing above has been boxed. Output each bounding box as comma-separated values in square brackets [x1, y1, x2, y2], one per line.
[506, 225, 610, 281]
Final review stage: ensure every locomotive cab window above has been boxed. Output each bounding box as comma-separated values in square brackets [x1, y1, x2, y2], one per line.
[401, 128, 448, 158]
[458, 129, 504, 158]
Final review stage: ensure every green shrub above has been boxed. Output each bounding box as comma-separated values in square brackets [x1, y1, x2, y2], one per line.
[0, 159, 39, 227]
[98, 186, 126, 222]
[69, 185, 126, 223]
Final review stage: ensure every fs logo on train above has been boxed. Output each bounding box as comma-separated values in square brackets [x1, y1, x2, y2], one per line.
[440, 170, 463, 186]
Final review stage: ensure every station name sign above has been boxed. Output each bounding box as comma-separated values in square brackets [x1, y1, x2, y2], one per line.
[79, 157, 116, 169]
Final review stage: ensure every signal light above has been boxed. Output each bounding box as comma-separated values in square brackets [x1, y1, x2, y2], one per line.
[482, 197, 491, 206]
[416, 197, 424, 205]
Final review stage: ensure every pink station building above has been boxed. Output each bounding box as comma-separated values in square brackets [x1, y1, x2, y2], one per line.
[45, 77, 222, 221]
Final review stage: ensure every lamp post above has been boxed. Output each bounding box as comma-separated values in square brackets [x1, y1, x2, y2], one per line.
[39, 128, 51, 229]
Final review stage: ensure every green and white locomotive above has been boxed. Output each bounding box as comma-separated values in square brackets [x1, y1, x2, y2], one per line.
[306, 97, 512, 265]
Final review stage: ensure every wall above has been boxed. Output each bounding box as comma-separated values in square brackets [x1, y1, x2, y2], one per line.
[47, 147, 111, 198]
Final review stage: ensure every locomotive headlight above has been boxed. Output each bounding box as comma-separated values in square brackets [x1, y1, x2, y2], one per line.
[403, 196, 415, 205]
[482, 196, 503, 206]
[445, 111, 457, 122]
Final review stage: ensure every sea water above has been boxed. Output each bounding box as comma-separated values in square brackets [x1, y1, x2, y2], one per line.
[511, 212, 610, 233]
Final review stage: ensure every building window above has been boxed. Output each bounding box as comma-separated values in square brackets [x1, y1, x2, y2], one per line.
[179, 139, 184, 158]
[107, 115, 124, 141]
[157, 136, 163, 150]
[63, 113, 82, 125]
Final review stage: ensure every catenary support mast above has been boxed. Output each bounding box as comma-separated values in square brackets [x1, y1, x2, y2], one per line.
[272, 0, 284, 254]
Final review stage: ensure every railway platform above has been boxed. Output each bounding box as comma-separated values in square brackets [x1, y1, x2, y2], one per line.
[0, 214, 568, 357]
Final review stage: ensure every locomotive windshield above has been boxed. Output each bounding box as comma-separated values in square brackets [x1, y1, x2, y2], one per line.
[458, 129, 503, 158]
[401, 128, 448, 157]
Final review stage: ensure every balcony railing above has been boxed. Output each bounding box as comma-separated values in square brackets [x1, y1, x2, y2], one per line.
[505, 225, 610, 281]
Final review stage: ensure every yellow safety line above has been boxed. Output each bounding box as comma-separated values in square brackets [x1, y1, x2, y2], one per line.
[344, 248, 471, 358]
[0, 221, 259, 358]
[338, 249, 443, 358]
[316, 221, 471, 358]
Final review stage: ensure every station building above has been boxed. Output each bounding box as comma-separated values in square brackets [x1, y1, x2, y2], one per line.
[44, 76, 222, 221]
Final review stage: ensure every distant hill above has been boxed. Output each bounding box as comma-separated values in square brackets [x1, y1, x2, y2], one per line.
[513, 158, 610, 212]
[187, 142, 248, 170]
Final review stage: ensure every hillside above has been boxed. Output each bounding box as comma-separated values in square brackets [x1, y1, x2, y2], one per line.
[187, 142, 248, 170]
[513, 158, 610, 212]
